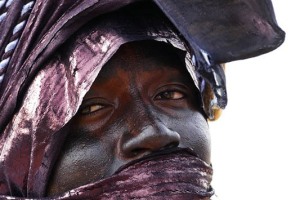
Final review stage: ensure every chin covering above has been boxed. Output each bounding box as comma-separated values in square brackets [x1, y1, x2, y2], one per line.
[55, 149, 214, 200]
[0, 0, 284, 199]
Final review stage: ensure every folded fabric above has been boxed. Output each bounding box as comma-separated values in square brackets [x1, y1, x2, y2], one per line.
[0, 0, 284, 199]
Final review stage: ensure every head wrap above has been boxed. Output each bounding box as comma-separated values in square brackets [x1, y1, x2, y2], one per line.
[0, 0, 284, 199]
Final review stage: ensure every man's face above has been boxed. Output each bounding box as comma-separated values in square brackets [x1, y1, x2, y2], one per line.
[47, 41, 211, 196]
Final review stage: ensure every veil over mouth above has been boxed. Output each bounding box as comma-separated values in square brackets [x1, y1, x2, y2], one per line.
[0, 0, 284, 199]
[57, 148, 214, 200]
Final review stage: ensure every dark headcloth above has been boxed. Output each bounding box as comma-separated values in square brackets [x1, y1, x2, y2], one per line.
[0, 0, 284, 199]
[0, 0, 285, 128]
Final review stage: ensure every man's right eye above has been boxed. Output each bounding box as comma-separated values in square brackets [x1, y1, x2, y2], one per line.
[80, 104, 104, 114]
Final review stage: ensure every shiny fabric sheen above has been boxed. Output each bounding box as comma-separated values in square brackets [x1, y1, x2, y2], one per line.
[56, 150, 214, 200]
[0, 3, 201, 198]
[0, 0, 141, 198]
[0, 0, 285, 199]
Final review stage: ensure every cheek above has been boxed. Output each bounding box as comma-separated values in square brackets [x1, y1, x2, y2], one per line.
[48, 131, 115, 194]
[67, 142, 111, 178]
[164, 111, 211, 163]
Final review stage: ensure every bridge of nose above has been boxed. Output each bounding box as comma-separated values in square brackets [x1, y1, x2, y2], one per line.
[118, 89, 180, 158]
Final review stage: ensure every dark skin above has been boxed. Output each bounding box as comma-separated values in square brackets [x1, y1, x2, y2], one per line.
[47, 41, 211, 196]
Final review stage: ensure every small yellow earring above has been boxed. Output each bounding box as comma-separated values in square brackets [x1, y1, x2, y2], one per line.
[202, 64, 225, 121]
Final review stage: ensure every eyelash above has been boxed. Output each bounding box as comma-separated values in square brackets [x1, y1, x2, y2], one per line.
[79, 88, 187, 115]
[79, 99, 108, 115]
[80, 104, 105, 115]
[154, 90, 186, 100]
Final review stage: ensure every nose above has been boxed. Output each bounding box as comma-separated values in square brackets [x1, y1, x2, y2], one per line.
[120, 121, 180, 158]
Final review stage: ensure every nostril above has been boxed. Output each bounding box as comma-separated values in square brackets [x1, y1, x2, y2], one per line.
[131, 141, 179, 156]
[131, 148, 148, 156]
[162, 141, 179, 150]
[121, 123, 181, 158]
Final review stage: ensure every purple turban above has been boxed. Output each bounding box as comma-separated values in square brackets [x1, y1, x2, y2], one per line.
[0, 0, 284, 199]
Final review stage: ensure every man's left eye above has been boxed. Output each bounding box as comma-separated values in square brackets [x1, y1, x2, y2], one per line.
[155, 91, 185, 100]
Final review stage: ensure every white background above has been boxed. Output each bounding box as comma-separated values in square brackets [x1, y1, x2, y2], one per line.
[210, 0, 300, 199]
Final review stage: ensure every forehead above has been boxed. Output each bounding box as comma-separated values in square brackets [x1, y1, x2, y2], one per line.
[84, 41, 197, 99]
[94, 41, 187, 81]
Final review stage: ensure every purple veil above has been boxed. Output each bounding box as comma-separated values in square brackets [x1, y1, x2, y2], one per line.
[0, 0, 284, 199]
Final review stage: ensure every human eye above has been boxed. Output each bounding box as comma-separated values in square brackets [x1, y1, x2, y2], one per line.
[154, 90, 185, 100]
[78, 97, 110, 115]
[80, 104, 105, 114]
